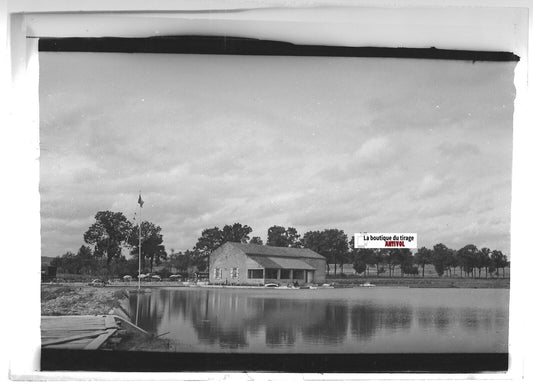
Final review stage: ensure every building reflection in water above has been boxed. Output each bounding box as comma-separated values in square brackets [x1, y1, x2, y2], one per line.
[130, 288, 508, 353]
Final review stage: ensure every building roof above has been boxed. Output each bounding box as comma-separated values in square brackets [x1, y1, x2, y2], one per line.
[251, 256, 317, 270]
[226, 242, 325, 260]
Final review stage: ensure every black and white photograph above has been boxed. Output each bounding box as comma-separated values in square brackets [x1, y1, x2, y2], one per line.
[38, 39, 514, 370]
[3, 1, 531, 379]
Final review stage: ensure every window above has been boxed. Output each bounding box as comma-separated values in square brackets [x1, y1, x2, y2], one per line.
[247, 269, 264, 279]
[293, 270, 304, 280]
[214, 268, 222, 279]
[265, 269, 278, 279]
[230, 267, 239, 278]
[280, 269, 291, 279]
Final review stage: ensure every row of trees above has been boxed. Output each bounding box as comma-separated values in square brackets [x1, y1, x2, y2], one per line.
[51, 245, 141, 277]
[351, 243, 509, 278]
[51, 212, 509, 279]
[52, 211, 167, 277]
[412, 244, 509, 278]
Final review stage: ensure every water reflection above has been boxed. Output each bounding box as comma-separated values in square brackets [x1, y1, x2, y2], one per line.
[350, 304, 378, 341]
[130, 288, 508, 353]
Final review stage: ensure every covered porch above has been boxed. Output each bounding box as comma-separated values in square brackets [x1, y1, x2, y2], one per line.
[248, 255, 317, 283]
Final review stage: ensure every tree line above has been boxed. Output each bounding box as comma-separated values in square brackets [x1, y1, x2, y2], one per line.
[351, 243, 509, 279]
[50, 211, 509, 279]
[167, 225, 509, 279]
[51, 210, 166, 277]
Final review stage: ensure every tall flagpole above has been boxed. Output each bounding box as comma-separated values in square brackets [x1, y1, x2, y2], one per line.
[138, 191, 143, 291]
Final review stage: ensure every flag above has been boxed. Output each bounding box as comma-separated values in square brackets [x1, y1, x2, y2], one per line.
[138, 194, 144, 208]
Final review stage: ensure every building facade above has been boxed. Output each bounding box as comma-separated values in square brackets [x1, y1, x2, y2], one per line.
[208, 242, 326, 285]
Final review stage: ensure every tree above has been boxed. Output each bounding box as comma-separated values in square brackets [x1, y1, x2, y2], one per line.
[51, 251, 77, 274]
[193, 223, 253, 271]
[221, 223, 252, 243]
[249, 236, 263, 245]
[76, 245, 97, 275]
[384, 249, 409, 277]
[267, 226, 287, 246]
[267, 226, 302, 248]
[491, 250, 508, 278]
[457, 244, 478, 278]
[364, 249, 380, 276]
[395, 249, 414, 277]
[193, 227, 222, 272]
[302, 229, 349, 276]
[432, 243, 453, 277]
[414, 247, 432, 277]
[352, 248, 374, 276]
[128, 221, 167, 273]
[285, 227, 302, 248]
[479, 247, 491, 278]
[194, 227, 224, 262]
[105, 256, 137, 279]
[167, 249, 192, 273]
[446, 250, 459, 277]
[302, 230, 324, 267]
[352, 255, 367, 275]
[375, 249, 387, 276]
[190, 249, 208, 271]
[83, 211, 133, 264]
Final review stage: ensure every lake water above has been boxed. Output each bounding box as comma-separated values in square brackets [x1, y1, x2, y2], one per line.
[130, 287, 508, 353]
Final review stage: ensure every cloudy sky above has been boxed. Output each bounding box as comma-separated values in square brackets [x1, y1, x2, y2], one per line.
[39, 52, 515, 257]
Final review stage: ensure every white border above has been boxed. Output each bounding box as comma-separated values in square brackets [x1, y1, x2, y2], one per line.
[2, 1, 531, 382]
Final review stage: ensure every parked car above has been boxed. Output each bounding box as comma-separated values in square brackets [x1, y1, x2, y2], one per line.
[169, 274, 182, 281]
[151, 275, 161, 281]
[88, 279, 107, 287]
[123, 275, 132, 282]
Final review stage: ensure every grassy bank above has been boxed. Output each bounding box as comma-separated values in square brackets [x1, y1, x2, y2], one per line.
[326, 276, 510, 288]
[41, 285, 128, 316]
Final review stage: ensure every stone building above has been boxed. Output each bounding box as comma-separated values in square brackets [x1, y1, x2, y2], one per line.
[208, 242, 326, 285]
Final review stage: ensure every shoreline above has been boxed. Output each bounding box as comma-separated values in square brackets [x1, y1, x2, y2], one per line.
[41, 280, 508, 352]
[46, 276, 509, 290]
[41, 285, 175, 351]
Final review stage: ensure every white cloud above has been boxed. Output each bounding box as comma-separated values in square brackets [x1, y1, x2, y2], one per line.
[416, 175, 444, 198]
[39, 53, 515, 257]
[355, 136, 389, 162]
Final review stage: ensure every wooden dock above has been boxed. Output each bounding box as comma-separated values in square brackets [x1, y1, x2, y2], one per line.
[41, 315, 119, 350]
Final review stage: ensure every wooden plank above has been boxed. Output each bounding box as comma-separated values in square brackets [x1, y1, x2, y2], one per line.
[42, 329, 101, 334]
[42, 324, 104, 330]
[41, 315, 122, 350]
[84, 329, 116, 350]
[43, 326, 107, 332]
[42, 332, 103, 338]
[42, 330, 105, 337]
[42, 315, 101, 319]
[108, 315, 149, 335]
[42, 318, 101, 323]
[41, 322, 102, 327]
[43, 317, 104, 323]
[104, 315, 117, 329]
[42, 317, 106, 329]
[42, 330, 107, 347]
[43, 323, 105, 328]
